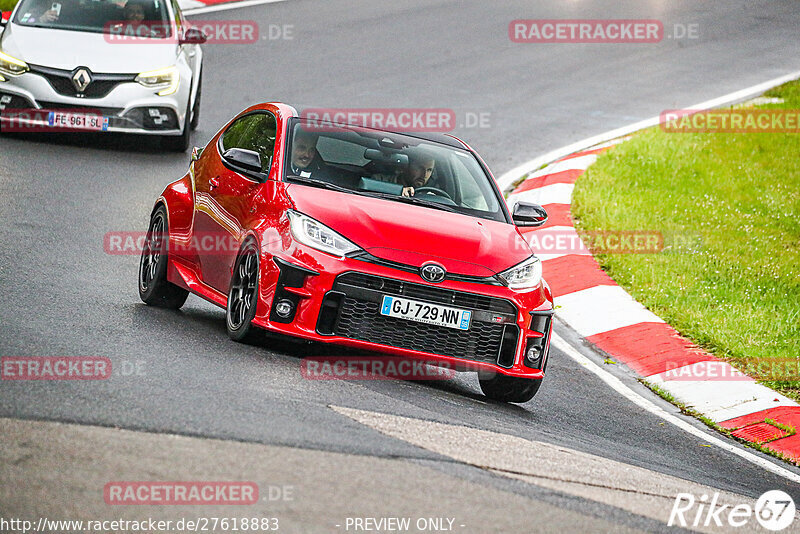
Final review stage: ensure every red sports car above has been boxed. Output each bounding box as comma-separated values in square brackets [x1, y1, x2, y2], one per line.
[138, 102, 554, 402]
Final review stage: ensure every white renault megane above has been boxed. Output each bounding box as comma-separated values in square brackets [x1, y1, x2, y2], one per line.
[0, 0, 204, 150]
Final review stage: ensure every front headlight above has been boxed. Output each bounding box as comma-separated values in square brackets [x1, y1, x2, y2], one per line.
[135, 66, 179, 96]
[0, 50, 29, 78]
[498, 256, 542, 290]
[287, 210, 361, 257]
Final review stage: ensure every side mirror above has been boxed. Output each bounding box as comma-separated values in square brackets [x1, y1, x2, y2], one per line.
[191, 145, 203, 162]
[512, 202, 548, 227]
[1, 11, 11, 26]
[222, 148, 262, 174]
[180, 27, 207, 44]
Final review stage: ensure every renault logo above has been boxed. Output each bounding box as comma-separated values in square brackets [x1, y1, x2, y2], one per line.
[420, 262, 446, 283]
[71, 68, 92, 93]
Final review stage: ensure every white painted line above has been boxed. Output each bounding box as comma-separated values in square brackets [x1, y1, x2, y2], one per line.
[506, 183, 574, 210]
[332, 405, 762, 528]
[551, 333, 800, 484]
[555, 285, 664, 338]
[496, 69, 800, 193]
[525, 154, 597, 179]
[184, 0, 287, 16]
[647, 372, 798, 423]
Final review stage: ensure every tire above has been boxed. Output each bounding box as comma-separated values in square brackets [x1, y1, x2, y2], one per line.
[138, 205, 189, 309]
[190, 71, 201, 131]
[161, 98, 192, 152]
[226, 241, 261, 343]
[478, 373, 542, 403]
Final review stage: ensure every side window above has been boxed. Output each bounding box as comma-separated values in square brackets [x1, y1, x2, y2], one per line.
[220, 112, 277, 173]
[449, 153, 493, 211]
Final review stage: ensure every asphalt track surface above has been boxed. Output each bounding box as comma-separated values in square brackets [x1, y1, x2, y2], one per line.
[2, 0, 800, 531]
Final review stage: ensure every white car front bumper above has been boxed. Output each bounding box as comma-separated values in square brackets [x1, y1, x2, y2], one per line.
[0, 63, 190, 135]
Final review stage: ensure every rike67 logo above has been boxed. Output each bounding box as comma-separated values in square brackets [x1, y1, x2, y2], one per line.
[669, 490, 796, 531]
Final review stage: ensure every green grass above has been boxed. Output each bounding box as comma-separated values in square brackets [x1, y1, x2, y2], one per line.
[573, 80, 800, 399]
[0, 0, 17, 12]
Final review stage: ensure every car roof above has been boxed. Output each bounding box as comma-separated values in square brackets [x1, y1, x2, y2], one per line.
[397, 131, 468, 149]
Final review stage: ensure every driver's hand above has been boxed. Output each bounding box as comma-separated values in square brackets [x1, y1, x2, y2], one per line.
[401, 186, 414, 197]
[40, 9, 59, 21]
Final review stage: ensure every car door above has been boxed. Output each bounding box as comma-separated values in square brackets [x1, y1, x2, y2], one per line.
[193, 111, 277, 292]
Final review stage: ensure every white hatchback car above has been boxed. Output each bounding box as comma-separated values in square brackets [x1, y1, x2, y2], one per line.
[0, 0, 204, 151]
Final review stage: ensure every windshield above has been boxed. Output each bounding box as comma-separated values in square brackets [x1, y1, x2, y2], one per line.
[284, 119, 506, 222]
[13, 0, 172, 37]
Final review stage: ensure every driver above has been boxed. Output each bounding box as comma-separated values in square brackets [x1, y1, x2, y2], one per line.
[398, 149, 436, 195]
[21, 0, 62, 23]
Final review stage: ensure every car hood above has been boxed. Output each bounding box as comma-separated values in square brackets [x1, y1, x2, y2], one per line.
[1, 23, 177, 72]
[287, 185, 532, 277]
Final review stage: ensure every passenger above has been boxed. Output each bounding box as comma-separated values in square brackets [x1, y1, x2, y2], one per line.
[122, 0, 145, 21]
[290, 129, 351, 187]
[290, 130, 325, 175]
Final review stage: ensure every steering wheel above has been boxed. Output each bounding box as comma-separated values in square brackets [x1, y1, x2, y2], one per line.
[414, 186, 453, 202]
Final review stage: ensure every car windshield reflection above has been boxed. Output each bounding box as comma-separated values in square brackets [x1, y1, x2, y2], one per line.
[284, 119, 505, 222]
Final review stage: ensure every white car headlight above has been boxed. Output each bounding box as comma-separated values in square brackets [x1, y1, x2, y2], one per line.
[287, 210, 360, 257]
[498, 256, 542, 290]
[135, 66, 179, 96]
[0, 50, 29, 79]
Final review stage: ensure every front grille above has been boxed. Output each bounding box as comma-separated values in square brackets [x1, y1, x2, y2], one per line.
[337, 272, 516, 314]
[322, 272, 519, 365]
[30, 65, 136, 99]
[0, 93, 34, 110]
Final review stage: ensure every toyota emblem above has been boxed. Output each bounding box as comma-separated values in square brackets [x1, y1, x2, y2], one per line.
[419, 262, 446, 283]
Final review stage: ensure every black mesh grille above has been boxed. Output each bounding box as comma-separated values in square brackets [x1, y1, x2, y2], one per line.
[336, 272, 516, 315]
[328, 272, 519, 364]
[30, 65, 136, 99]
[0, 93, 34, 109]
[335, 297, 505, 364]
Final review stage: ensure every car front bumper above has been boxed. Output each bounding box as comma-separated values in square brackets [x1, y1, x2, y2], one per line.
[244, 243, 554, 379]
[0, 66, 188, 135]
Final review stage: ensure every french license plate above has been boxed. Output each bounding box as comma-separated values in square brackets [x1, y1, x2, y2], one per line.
[47, 111, 109, 131]
[380, 295, 472, 331]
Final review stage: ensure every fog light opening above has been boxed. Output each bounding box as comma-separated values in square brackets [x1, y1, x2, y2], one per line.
[275, 299, 294, 318]
[525, 345, 542, 366]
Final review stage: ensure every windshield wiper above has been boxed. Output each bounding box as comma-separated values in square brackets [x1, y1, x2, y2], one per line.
[371, 193, 458, 213]
[286, 174, 353, 194]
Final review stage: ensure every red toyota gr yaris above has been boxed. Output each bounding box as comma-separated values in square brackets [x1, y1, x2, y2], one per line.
[139, 102, 554, 403]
